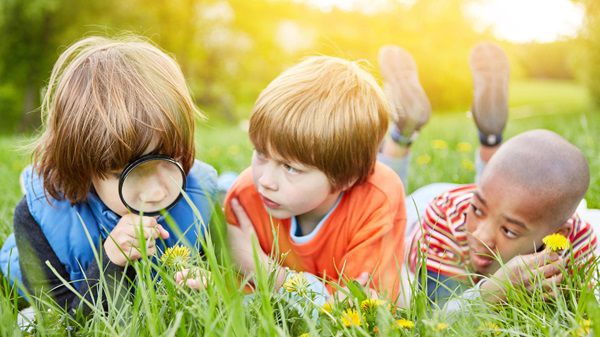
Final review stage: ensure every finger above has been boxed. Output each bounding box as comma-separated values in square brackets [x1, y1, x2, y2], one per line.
[231, 198, 253, 233]
[140, 216, 159, 228]
[156, 224, 170, 240]
[186, 278, 204, 290]
[355, 272, 369, 286]
[539, 261, 563, 278]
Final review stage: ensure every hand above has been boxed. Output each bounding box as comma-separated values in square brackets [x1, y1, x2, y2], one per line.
[227, 198, 278, 282]
[104, 213, 170, 267]
[175, 268, 209, 290]
[480, 251, 564, 303]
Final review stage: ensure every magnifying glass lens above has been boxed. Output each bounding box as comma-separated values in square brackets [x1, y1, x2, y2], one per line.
[119, 157, 185, 215]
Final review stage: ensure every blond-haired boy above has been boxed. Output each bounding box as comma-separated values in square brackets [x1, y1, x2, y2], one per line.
[223, 56, 406, 300]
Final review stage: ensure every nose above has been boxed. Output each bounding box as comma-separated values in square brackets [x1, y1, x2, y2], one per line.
[257, 165, 278, 191]
[139, 183, 168, 204]
[471, 220, 496, 251]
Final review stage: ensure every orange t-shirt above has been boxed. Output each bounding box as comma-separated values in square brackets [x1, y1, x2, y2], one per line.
[224, 162, 406, 299]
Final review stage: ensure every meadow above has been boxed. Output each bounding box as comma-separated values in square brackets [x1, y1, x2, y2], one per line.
[0, 79, 598, 336]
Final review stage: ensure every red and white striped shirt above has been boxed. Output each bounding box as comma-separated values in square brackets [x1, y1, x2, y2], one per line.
[407, 184, 597, 278]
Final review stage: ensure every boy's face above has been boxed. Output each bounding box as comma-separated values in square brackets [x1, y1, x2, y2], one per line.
[251, 150, 341, 223]
[465, 172, 568, 275]
[92, 139, 180, 217]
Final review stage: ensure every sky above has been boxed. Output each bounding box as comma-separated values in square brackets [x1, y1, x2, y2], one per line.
[303, 0, 585, 43]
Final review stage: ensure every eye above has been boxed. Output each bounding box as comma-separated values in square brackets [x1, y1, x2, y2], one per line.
[470, 203, 484, 217]
[283, 163, 300, 174]
[501, 226, 518, 239]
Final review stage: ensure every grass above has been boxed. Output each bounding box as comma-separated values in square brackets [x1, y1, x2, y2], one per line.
[0, 79, 599, 336]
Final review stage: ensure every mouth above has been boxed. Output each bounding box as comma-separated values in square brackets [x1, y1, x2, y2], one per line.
[470, 250, 494, 270]
[260, 194, 281, 209]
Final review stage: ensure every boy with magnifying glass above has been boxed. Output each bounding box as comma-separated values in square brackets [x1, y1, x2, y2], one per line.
[0, 36, 217, 313]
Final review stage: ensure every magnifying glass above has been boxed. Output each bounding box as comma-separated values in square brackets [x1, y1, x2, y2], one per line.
[118, 154, 186, 216]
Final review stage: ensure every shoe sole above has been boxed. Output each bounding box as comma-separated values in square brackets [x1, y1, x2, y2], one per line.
[469, 42, 510, 137]
[378, 45, 431, 136]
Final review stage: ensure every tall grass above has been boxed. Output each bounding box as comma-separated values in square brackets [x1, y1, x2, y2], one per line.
[0, 80, 599, 336]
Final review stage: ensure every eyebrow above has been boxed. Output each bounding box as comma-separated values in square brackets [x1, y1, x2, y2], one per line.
[473, 191, 487, 206]
[474, 191, 528, 230]
[503, 216, 528, 230]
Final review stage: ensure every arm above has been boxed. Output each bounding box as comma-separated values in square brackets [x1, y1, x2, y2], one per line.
[14, 197, 137, 314]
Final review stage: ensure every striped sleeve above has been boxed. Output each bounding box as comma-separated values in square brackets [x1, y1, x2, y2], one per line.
[408, 186, 473, 278]
[568, 214, 597, 265]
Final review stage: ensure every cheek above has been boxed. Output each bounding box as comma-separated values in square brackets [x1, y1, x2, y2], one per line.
[465, 212, 478, 233]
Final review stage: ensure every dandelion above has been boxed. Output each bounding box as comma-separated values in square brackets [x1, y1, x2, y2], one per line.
[417, 154, 431, 166]
[297, 333, 310, 337]
[227, 145, 240, 156]
[360, 298, 386, 312]
[542, 233, 570, 252]
[461, 159, 475, 172]
[456, 142, 472, 152]
[321, 302, 333, 314]
[341, 308, 361, 327]
[575, 319, 591, 337]
[435, 322, 448, 331]
[396, 318, 415, 329]
[431, 139, 448, 150]
[479, 322, 501, 335]
[160, 245, 191, 269]
[283, 272, 309, 295]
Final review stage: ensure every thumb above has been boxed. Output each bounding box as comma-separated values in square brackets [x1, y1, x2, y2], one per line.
[157, 224, 170, 240]
[231, 198, 252, 233]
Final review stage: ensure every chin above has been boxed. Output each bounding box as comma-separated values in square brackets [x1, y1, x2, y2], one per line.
[265, 208, 293, 220]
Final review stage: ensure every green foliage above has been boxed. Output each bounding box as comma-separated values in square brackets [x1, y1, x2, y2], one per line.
[578, 0, 600, 107]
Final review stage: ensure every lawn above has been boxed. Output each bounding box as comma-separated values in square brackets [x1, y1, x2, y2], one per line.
[0, 79, 598, 336]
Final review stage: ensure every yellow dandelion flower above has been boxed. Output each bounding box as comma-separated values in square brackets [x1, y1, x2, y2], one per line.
[341, 308, 361, 327]
[435, 322, 448, 331]
[575, 319, 591, 337]
[283, 272, 309, 295]
[227, 145, 240, 156]
[396, 318, 415, 329]
[461, 159, 475, 172]
[360, 298, 386, 312]
[160, 245, 191, 268]
[417, 154, 431, 166]
[456, 142, 472, 153]
[321, 302, 333, 314]
[297, 333, 310, 337]
[542, 233, 570, 252]
[479, 322, 501, 335]
[431, 139, 448, 150]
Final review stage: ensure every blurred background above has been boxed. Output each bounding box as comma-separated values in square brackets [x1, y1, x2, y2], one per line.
[1, 0, 599, 133]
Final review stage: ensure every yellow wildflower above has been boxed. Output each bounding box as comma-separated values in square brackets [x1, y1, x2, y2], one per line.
[283, 272, 309, 295]
[160, 245, 191, 269]
[456, 142, 472, 153]
[431, 139, 448, 150]
[227, 145, 240, 156]
[297, 333, 310, 337]
[341, 308, 361, 327]
[360, 298, 386, 312]
[462, 159, 475, 172]
[575, 319, 591, 337]
[321, 302, 333, 314]
[396, 318, 415, 329]
[542, 233, 570, 252]
[479, 322, 501, 335]
[435, 322, 448, 331]
[417, 154, 431, 166]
